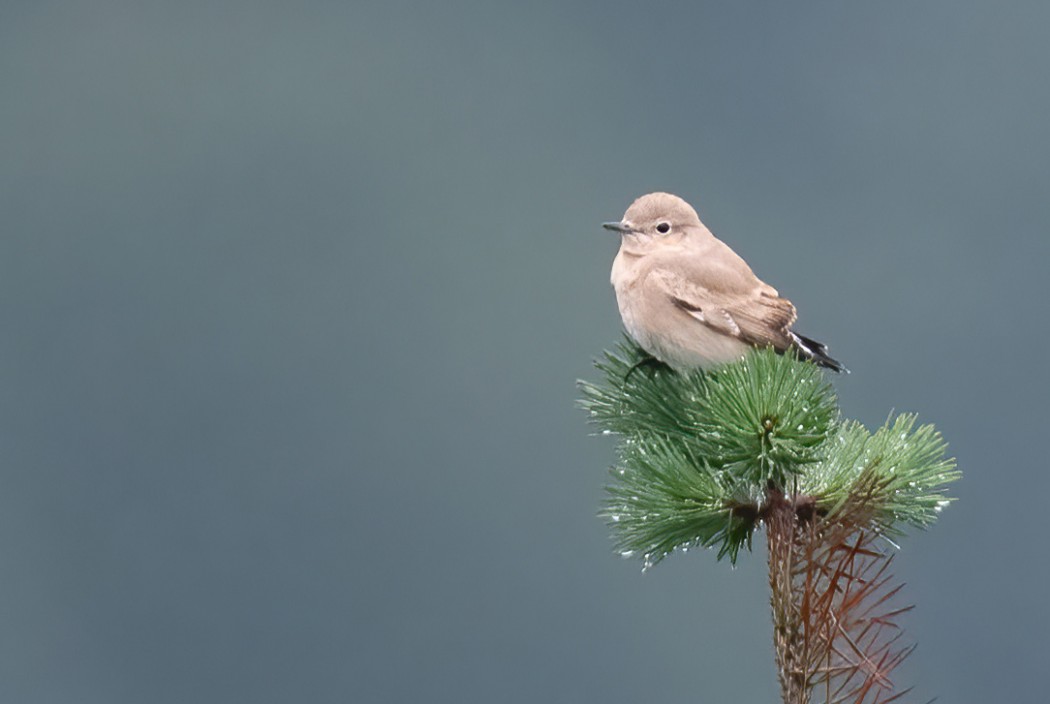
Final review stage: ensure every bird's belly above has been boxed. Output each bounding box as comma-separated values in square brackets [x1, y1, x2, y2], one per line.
[659, 323, 753, 370]
[615, 285, 750, 371]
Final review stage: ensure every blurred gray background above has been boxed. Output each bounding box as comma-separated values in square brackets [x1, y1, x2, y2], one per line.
[2, 2, 1047, 702]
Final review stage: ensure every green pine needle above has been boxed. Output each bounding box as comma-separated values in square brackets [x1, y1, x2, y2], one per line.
[803, 415, 960, 534]
[579, 339, 958, 567]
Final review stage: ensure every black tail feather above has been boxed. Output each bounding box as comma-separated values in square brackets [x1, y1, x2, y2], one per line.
[789, 332, 848, 373]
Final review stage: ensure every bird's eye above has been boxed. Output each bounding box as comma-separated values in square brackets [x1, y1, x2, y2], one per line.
[656, 222, 671, 234]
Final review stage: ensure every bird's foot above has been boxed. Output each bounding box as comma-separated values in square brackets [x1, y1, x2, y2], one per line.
[624, 355, 674, 381]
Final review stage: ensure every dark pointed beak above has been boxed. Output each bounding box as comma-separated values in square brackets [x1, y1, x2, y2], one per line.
[602, 221, 633, 234]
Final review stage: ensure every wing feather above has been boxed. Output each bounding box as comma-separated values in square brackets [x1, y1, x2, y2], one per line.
[650, 255, 798, 350]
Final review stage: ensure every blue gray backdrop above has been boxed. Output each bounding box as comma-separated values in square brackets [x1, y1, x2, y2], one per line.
[2, 2, 1047, 702]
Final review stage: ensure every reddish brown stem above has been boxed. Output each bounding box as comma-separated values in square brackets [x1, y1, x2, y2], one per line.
[767, 488, 811, 704]
[765, 485, 912, 704]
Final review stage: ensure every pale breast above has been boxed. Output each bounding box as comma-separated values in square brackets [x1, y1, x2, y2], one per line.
[612, 252, 751, 370]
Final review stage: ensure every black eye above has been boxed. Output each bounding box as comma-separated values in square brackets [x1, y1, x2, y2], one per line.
[656, 222, 671, 234]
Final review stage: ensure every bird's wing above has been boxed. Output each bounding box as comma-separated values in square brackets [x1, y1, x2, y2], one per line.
[649, 255, 798, 349]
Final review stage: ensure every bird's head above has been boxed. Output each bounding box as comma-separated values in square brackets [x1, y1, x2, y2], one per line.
[602, 192, 704, 255]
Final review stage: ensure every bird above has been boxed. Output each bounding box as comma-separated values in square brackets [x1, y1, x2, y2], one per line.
[603, 192, 845, 373]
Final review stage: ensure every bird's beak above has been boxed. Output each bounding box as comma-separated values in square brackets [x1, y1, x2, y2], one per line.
[602, 221, 634, 234]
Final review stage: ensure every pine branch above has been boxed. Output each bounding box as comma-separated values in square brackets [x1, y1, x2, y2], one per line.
[580, 339, 959, 702]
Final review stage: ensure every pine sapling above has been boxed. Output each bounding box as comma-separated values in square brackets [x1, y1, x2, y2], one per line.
[580, 341, 958, 704]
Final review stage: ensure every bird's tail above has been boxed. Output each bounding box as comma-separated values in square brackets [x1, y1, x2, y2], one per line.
[789, 332, 848, 373]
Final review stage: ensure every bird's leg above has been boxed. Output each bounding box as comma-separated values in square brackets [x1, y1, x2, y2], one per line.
[624, 355, 674, 381]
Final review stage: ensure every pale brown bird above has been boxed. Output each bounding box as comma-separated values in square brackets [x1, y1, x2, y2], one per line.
[603, 192, 845, 372]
